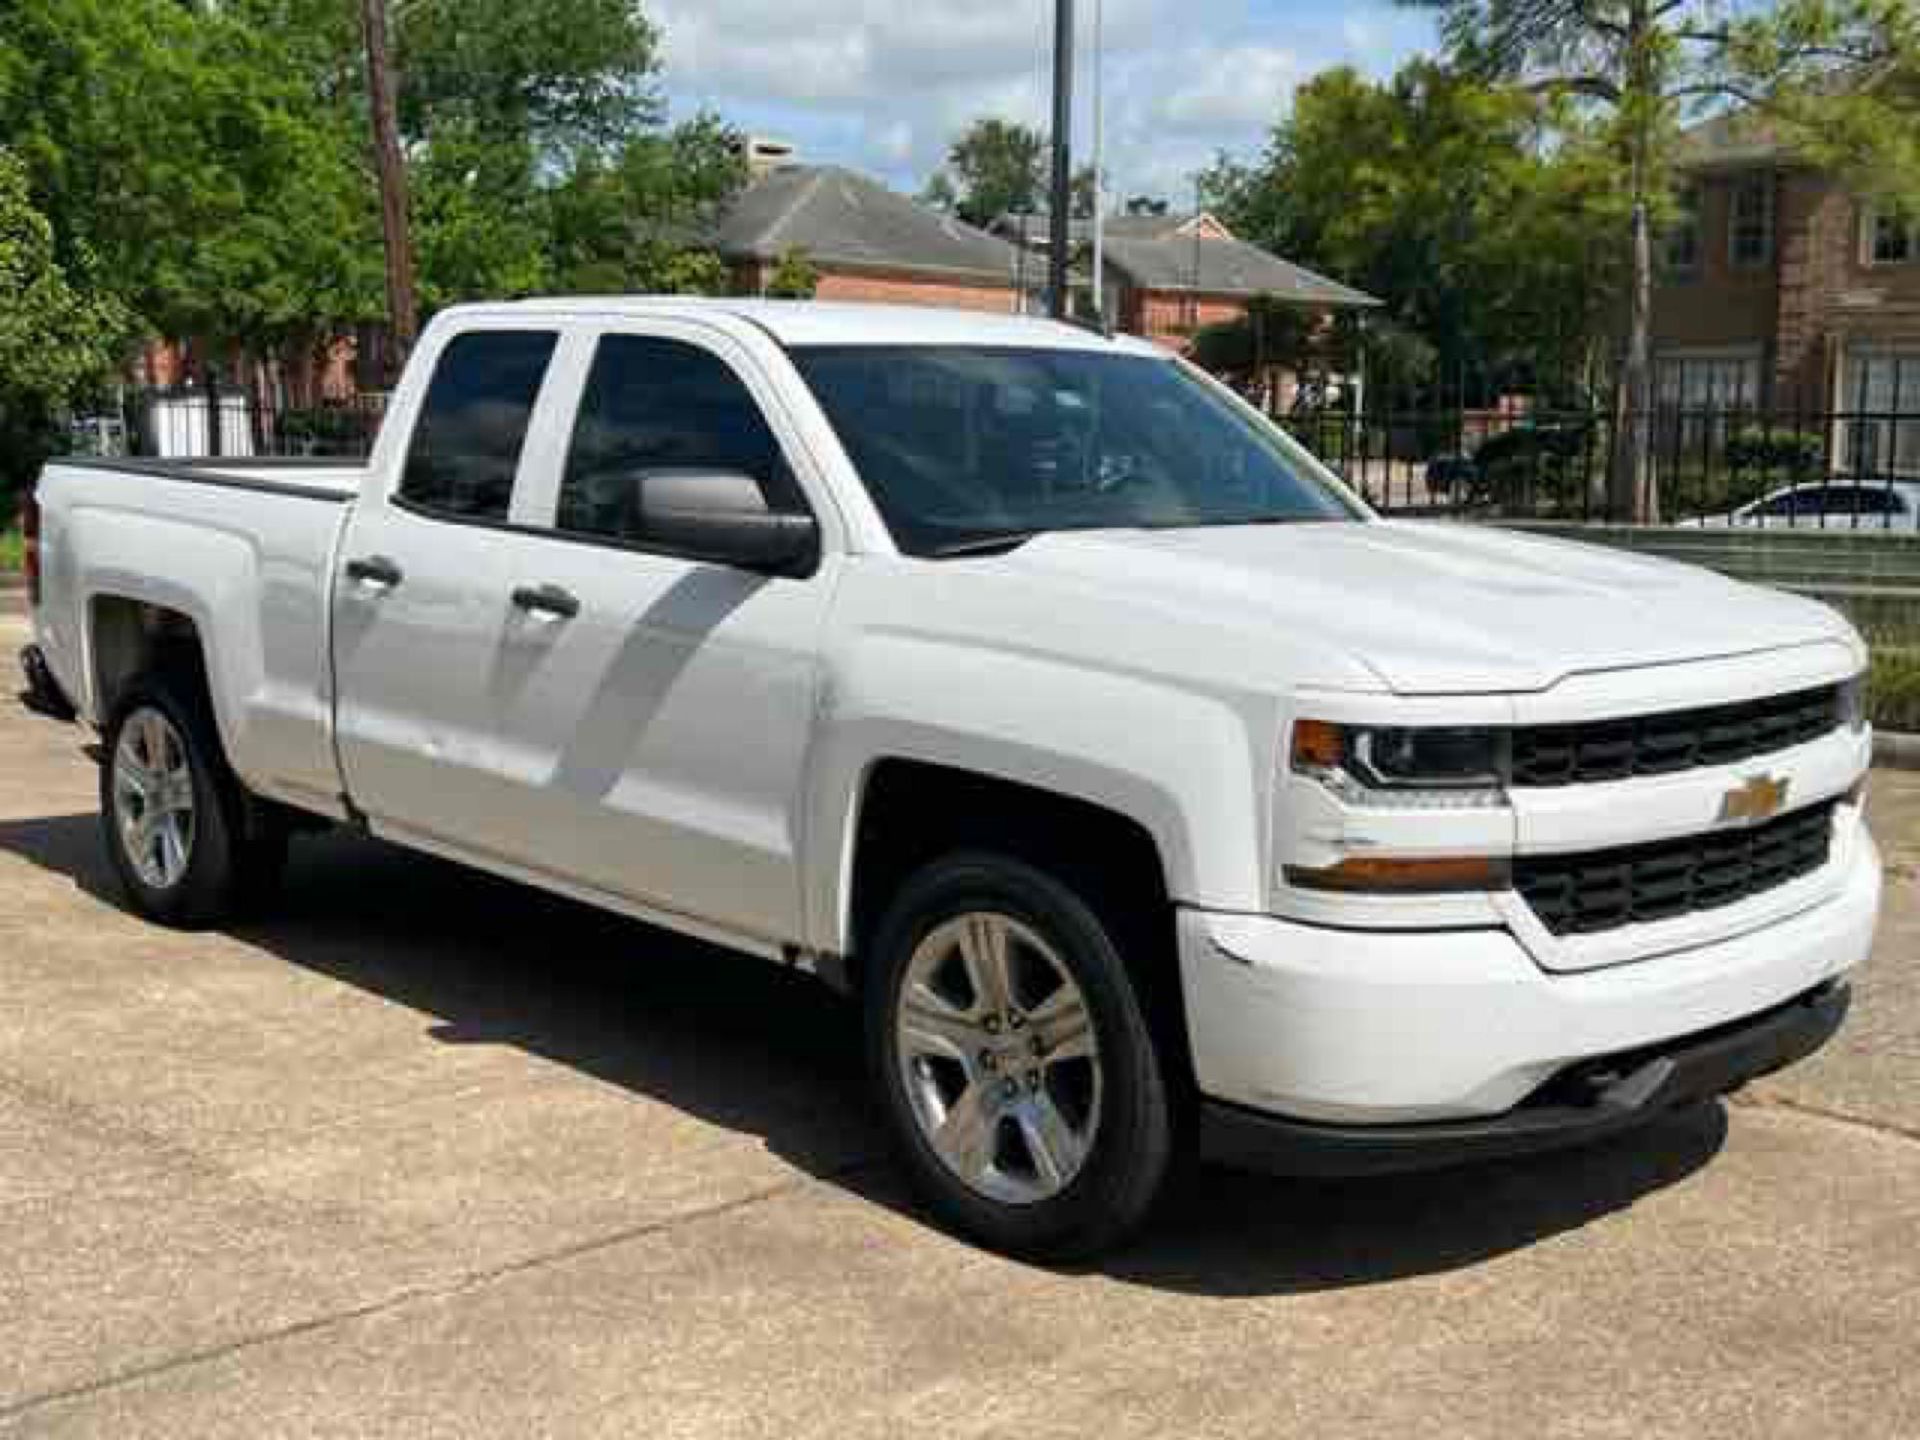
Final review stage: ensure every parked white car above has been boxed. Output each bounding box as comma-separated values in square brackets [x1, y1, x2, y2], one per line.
[1681, 479, 1920, 531]
[19, 299, 1880, 1258]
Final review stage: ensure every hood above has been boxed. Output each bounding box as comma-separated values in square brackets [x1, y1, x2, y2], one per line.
[992, 520, 1856, 694]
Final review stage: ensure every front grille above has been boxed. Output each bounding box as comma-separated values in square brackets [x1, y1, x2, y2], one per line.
[1510, 685, 1840, 788]
[1515, 801, 1835, 937]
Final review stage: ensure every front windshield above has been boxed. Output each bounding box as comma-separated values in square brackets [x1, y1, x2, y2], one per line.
[789, 345, 1362, 556]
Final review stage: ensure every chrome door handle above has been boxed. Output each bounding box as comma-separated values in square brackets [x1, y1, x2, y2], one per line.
[345, 555, 403, 588]
[511, 583, 580, 620]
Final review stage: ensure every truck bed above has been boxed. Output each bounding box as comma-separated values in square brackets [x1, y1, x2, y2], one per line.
[32, 455, 361, 818]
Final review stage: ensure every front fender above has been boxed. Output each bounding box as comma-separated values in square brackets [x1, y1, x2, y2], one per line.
[804, 629, 1278, 954]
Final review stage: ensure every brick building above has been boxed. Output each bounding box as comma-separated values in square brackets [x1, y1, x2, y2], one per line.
[1653, 109, 1920, 477]
[715, 164, 1024, 313]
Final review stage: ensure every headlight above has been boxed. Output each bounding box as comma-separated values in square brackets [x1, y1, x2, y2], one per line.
[1838, 672, 1867, 733]
[1292, 719, 1508, 808]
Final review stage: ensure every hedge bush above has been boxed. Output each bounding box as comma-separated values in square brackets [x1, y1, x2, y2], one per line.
[1724, 428, 1823, 479]
[1870, 645, 1920, 733]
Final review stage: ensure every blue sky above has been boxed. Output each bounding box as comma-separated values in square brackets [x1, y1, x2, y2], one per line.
[653, 0, 1438, 204]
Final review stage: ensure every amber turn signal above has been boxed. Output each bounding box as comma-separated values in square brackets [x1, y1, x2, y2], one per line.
[1290, 719, 1346, 771]
[1284, 856, 1511, 893]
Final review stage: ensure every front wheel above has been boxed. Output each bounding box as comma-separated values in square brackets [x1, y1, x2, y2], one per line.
[865, 852, 1174, 1260]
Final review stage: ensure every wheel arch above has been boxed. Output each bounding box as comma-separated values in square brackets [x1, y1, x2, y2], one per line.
[88, 593, 218, 732]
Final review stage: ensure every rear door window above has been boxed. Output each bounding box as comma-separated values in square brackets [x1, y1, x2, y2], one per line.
[399, 331, 559, 522]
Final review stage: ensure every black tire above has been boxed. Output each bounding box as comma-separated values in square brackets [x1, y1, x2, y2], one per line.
[99, 673, 286, 928]
[865, 851, 1174, 1261]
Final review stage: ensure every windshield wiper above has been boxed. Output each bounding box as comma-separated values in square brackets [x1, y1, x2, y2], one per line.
[924, 530, 1040, 558]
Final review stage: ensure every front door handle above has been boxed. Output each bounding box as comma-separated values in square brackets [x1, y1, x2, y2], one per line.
[511, 583, 580, 620]
[345, 555, 403, 588]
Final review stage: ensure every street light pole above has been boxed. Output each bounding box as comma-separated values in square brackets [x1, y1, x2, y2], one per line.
[1047, 0, 1074, 320]
[1089, 0, 1104, 325]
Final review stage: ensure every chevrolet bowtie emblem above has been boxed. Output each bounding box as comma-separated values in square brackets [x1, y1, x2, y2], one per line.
[1720, 773, 1791, 825]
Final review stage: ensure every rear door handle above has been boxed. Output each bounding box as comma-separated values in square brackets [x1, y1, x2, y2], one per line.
[345, 555, 403, 588]
[511, 583, 580, 620]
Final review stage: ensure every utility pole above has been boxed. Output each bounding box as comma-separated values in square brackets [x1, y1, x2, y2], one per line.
[359, 0, 417, 380]
[1047, 0, 1074, 320]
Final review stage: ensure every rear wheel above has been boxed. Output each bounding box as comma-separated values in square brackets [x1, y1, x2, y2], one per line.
[866, 852, 1174, 1260]
[101, 676, 286, 927]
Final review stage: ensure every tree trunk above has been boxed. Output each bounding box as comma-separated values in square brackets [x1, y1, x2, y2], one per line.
[359, 0, 417, 381]
[1608, 0, 1660, 524]
[1612, 197, 1656, 522]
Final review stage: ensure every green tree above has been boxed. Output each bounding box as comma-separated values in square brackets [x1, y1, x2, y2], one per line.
[0, 150, 128, 506]
[391, 0, 667, 306]
[764, 247, 820, 299]
[1201, 61, 1615, 403]
[394, 0, 664, 161]
[1406, 0, 1920, 517]
[919, 171, 961, 213]
[0, 0, 382, 363]
[544, 112, 747, 296]
[927, 119, 1048, 225]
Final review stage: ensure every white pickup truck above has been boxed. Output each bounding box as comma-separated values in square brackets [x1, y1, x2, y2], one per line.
[20, 299, 1881, 1258]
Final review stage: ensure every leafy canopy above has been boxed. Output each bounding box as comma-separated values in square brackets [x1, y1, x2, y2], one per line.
[1202, 59, 1621, 396]
[922, 118, 1096, 226]
[0, 149, 128, 501]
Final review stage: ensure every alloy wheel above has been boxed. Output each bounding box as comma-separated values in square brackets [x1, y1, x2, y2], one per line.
[113, 707, 197, 890]
[894, 911, 1103, 1205]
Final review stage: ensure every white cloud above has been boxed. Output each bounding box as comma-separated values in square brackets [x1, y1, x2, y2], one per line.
[1153, 44, 1303, 133]
[655, 0, 1434, 202]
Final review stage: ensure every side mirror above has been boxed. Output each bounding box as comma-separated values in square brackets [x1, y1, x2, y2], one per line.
[635, 469, 819, 576]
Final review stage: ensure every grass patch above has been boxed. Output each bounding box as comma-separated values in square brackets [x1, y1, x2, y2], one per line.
[0, 525, 20, 575]
[1869, 643, 1920, 734]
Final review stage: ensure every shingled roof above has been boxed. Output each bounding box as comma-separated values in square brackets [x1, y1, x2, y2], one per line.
[714, 165, 1024, 284]
[1101, 232, 1379, 307]
[992, 209, 1377, 308]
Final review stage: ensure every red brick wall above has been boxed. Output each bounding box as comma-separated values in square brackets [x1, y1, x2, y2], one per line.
[1777, 174, 1920, 403]
[1649, 173, 1780, 356]
[1125, 290, 1247, 351]
[815, 270, 1019, 312]
[735, 261, 1018, 314]
[137, 336, 359, 405]
[1652, 168, 1920, 405]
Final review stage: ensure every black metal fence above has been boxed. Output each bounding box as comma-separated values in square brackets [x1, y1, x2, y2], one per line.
[106, 381, 1917, 531]
[123, 385, 387, 461]
[1276, 398, 1920, 529]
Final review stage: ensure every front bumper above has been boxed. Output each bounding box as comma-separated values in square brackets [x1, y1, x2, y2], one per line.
[1200, 980, 1849, 1178]
[1179, 823, 1879, 1168]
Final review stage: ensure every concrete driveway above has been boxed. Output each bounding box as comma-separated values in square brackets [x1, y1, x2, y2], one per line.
[2, 607, 1916, 1438]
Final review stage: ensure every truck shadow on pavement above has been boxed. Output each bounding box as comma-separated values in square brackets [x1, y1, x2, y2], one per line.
[0, 812, 1725, 1299]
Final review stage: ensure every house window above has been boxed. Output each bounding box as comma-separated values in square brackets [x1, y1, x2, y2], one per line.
[1656, 349, 1760, 454]
[1729, 176, 1774, 269]
[1863, 204, 1918, 265]
[1843, 350, 1920, 478]
[1663, 186, 1701, 276]
[1655, 351, 1760, 410]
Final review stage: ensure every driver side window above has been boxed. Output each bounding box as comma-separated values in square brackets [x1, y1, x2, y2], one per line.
[557, 336, 797, 546]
